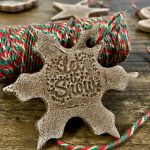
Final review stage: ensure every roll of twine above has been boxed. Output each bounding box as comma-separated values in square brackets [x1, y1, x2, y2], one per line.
[0, 13, 130, 83]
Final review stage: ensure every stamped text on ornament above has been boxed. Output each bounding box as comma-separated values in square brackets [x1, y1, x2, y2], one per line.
[49, 54, 102, 103]
[3, 24, 138, 150]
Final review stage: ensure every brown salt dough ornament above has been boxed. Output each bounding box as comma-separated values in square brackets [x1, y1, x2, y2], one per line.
[0, 0, 37, 12]
[136, 7, 150, 32]
[52, 1, 109, 20]
[3, 25, 138, 150]
[138, 7, 150, 19]
[138, 19, 150, 33]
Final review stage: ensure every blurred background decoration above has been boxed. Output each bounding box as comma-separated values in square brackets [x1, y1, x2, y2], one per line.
[0, 0, 37, 12]
[52, 0, 109, 20]
[131, 0, 150, 32]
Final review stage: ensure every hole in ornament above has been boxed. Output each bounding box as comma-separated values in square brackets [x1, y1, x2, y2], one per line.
[64, 117, 85, 134]
[86, 38, 96, 48]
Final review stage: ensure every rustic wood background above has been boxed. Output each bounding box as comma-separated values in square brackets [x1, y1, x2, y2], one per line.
[0, 0, 150, 149]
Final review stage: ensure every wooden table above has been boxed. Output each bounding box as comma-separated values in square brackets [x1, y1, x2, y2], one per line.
[0, 0, 150, 149]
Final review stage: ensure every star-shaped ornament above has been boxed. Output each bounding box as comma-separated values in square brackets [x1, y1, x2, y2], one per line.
[3, 25, 138, 150]
[52, 1, 109, 20]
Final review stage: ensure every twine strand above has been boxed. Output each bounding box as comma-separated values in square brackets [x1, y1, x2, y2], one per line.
[56, 111, 150, 150]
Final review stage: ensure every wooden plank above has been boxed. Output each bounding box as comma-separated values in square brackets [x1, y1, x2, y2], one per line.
[121, 62, 150, 72]
[125, 53, 150, 62]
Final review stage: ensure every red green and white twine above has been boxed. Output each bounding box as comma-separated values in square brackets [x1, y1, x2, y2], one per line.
[56, 111, 150, 150]
[0, 13, 130, 83]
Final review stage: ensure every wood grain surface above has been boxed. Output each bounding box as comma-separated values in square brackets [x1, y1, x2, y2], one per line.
[0, 0, 150, 150]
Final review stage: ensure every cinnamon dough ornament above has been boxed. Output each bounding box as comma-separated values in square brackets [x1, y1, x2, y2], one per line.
[52, 1, 109, 20]
[3, 25, 138, 150]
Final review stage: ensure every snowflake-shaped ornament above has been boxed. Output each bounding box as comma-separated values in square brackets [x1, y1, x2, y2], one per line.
[3, 25, 138, 150]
